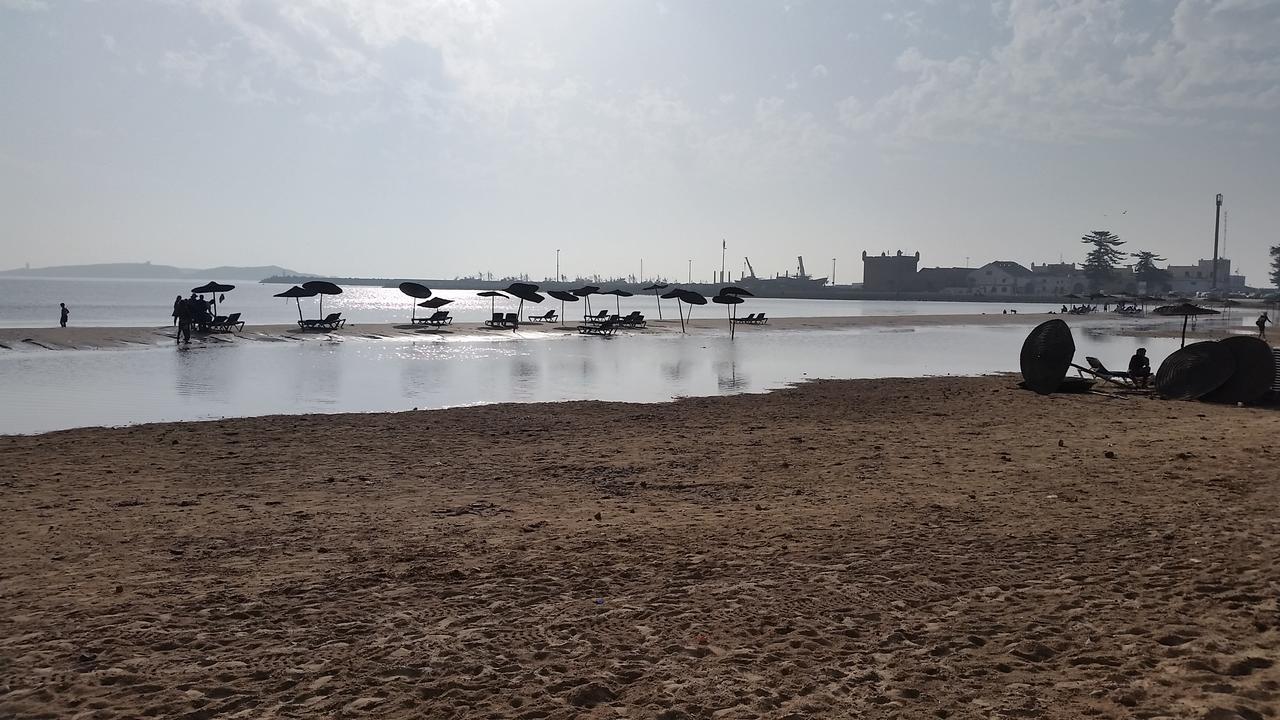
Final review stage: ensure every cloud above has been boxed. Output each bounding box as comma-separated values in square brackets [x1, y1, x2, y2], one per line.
[811, 64, 829, 78]
[848, 0, 1280, 144]
[0, 0, 48, 11]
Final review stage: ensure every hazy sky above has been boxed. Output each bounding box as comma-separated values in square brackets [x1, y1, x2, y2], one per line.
[2, 0, 1277, 283]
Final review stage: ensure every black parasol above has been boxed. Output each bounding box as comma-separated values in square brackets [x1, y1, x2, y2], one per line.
[1154, 341, 1235, 400]
[273, 285, 318, 322]
[398, 282, 432, 321]
[676, 289, 707, 331]
[548, 290, 579, 326]
[192, 281, 235, 316]
[477, 290, 508, 316]
[1019, 319, 1075, 395]
[642, 283, 669, 319]
[718, 286, 754, 297]
[603, 288, 633, 315]
[302, 281, 343, 319]
[572, 285, 600, 318]
[418, 297, 453, 309]
[1201, 336, 1275, 404]
[1153, 303, 1220, 347]
[504, 283, 544, 325]
[713, 293, 744, 339]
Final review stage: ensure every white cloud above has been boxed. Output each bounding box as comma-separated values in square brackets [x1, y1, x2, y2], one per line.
[847, 0, 1280, 144]
[0, 0, 48, 11]
[811, 64, 829, 78]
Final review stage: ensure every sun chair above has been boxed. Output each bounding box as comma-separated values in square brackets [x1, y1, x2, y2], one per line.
[503, 312, 519, 328]
[528, 310, 557, 323]
[619, 311, 646, 328]
[578, 319, 618, 336]
[484, 312, 506, 328]
[208, 312, 243, 332]
[420, 311, 452, 327]
[1072, 356, 1133, 387]
[732, 313, 757, 324]
[299, 313, 344, 331]
[584, 310, 609, 323]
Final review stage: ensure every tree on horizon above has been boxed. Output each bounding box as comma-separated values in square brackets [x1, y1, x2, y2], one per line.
[1270, 245, 1280, 289]
[1081, 230, 1126, 289]
[1130, 250, 1170, 293]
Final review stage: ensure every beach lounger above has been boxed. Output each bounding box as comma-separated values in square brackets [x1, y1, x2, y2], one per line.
[299, 313, 345, 331]
[208, 312, 244, 332]
[584, 310, 609, 323]
[418, 310, 452, 327]
[732, 313, 758, 324]
[503, 312, 519, 328]
[1072, 356, 1133, 387]
[618, 311, 646, 328]
[484, 312, 506, 328]
[752, 312, 768, 325]
[578, 319, 618, 336]
[527, 310, 557, 323]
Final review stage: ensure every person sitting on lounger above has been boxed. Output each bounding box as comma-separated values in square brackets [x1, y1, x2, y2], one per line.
[1128, 348, 1151, 388]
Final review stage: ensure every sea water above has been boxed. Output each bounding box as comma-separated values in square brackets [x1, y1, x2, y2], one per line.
[0, 324, 1184, 435]
[0, 277, 1068, 328]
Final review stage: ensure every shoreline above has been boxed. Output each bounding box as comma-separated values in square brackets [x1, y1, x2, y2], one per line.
[0, 312, 1252, 351]
[3, 375, 1278, 718]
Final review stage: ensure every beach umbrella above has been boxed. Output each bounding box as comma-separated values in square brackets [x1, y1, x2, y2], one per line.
[477, 290, 508, 316]
[1018, 319, 1075, 395]
[398, 282, 432, 321]
[642, 283, 668, 319]
[302, 280, 343, 319]
[1202, 336, 1275, 404]
[572, 285, 601, 318]
[670, 285, 711, 330]
[192, 281, 235, 316]
[1063, 293, 1082, 299]
[713, 293, 744, 339]
[417, 297, 453, 310]
[719, 286, 754, 297]
[1153, 303, 1221, 348]
[548, 290, 579, 326]
[603, 288, 633, 315]
[1154, 341, 1235, 400]
[504, 283, 544, 323]
[273, 285, 317, 322]
[660, 289, 686, 332]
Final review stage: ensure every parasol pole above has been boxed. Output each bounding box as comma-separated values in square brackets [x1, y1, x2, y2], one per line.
[1182, 314, 1189, 348]
[295, 297, 302, 322]
[656, 289, 663, 320]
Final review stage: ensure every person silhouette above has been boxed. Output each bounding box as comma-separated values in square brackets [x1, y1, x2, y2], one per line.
[59, 302, 69, 328]
[172, 295, 183, 326]
[1257, 312, 1271, 340]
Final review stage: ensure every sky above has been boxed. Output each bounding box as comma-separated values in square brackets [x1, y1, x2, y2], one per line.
[1, 0, 1278, 284]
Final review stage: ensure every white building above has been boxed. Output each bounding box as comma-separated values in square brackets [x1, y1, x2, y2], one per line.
[1166, 259, 1247, 295]
[969, 261, 1034, 295]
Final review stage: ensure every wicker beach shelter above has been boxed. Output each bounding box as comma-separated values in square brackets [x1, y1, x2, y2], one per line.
[1154, 341, 1235, 400]
[1202, 336, 1275, 404]
[602, 288, 633, 315]
[504, 283, 544, 321]
[572, 285, 601, 318]
[1019, 319, 1075, 395]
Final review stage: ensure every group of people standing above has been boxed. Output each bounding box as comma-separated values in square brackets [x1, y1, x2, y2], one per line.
[172, 293, 217, 345]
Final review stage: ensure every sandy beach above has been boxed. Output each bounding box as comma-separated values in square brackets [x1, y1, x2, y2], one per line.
[0, 311, 1249, 351]
[2, 376, 1278, 719]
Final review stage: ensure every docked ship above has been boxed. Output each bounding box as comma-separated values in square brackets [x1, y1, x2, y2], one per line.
[738, 256, 828, 293]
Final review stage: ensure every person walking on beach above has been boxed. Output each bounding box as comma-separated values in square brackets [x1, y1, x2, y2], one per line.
[59, 302, 69, 328]
[1256, 312, 1270, 340]
[176, 297, 192, 345]
[172, 295, 183, 326]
